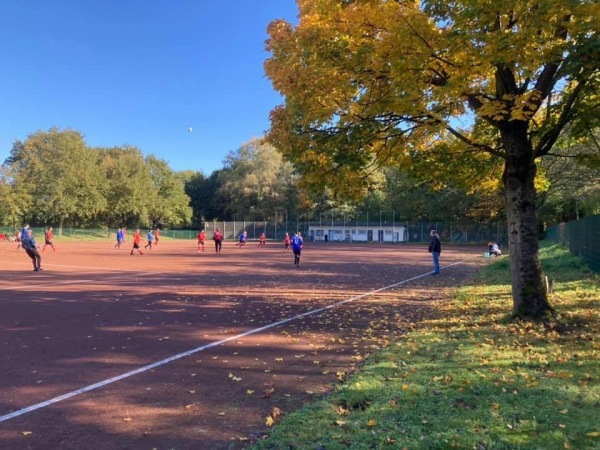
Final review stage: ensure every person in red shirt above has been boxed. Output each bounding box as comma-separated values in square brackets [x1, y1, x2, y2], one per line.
[284, 232, 291, 252]
[258, 232, 266, 247]
[197, 229, 206, 252]
[42, 226, 56, 252]
[130, 229, 144, 255]
[154, 228, 160, 246]
[213, 228, 223, 253]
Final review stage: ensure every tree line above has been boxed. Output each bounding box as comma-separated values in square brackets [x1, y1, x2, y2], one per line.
[1, 127, 598, 232]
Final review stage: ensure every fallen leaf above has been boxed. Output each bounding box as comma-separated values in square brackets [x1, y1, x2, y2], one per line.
[271, 407, 283, 419]
[265, 416, 275, 426]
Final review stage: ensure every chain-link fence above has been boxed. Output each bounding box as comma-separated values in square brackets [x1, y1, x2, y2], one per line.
[546, 215, 600, 272]
[1, 215, 507, 246]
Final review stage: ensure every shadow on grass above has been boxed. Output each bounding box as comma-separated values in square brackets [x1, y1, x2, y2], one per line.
[253, 242, 600, 450]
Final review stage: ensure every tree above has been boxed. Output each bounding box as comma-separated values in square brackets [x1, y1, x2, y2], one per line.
[217, 138, 297, 220]
[0, 165, 32, 227]
[537, 129, 600, 224]
[265, 0, 599, 319]
[183, 170, 224, 224]
[5, 129, 106, 230]
[97, 146, 154, 227]
[146, 156, 193, 228]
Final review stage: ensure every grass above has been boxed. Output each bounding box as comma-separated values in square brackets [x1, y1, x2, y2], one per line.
[252, 242, 600, 450]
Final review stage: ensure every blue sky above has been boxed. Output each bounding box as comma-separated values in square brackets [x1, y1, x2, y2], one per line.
[0, 1, 298, 174]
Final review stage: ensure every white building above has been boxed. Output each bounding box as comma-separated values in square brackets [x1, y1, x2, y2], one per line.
[307, 225, 406, 243]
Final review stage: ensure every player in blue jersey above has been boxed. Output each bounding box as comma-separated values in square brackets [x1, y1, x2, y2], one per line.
[22, 229, 43, 271]
[290, 231, 303, 267]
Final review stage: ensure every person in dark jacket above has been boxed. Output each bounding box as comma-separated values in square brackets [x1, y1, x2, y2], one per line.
[428, 230, 441, 275]
[22, 229, 43, 271]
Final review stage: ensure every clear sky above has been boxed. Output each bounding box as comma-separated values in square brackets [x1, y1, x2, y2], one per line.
[0, 1, 298, 174]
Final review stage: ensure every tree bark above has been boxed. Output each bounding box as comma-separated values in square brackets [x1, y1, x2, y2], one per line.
[501, 121, 553, 319]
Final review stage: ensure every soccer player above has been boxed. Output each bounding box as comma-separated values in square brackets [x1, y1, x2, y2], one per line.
[42, 226, 56, 252]
[258, 232, 266, 247]
[22, 229, 43, 271]
[130, 229, 144, 255]
[290, 231, 303, 267]
[213, 228, 223, 253]
[197, 229, 206, 252]
[115, 228, 124, 249]
[16, 223, 29, 250]
[145, 230, 154, 250]
[235, 230, 247, 247]
[154, 228, 160, 246]
[284, 232, 291, 252]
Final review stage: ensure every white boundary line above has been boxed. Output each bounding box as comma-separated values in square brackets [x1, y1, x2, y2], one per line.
[0, 257, 474, 423]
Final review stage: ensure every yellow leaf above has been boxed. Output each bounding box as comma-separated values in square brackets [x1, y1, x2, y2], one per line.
[402, 384, 410, 390]
[586, 431, 600, 437]
[275, 357, 283, 362]
[189, 390, 196, 394]
[559, 409, 568, 414]
[559, 424, 566, 429]
[232, 376, 242, 382]
[123, 417, 132, 422]
[366, 419, 377, 427]
[22, 431, 32, 436]
[265, 416, 275, 426]
[246, 390, 255, 395]
[335, 420, 346, 426]
[218, 412, 226, 416]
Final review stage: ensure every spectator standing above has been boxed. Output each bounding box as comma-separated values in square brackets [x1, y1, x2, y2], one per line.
[428, 230, 441, 275]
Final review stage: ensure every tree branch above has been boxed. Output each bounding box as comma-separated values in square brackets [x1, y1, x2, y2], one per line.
[535, 80, 586, 157]
[445, 125, 505, 158]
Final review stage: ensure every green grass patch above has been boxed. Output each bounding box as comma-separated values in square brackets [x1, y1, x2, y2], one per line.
[252, 242, 600, 450]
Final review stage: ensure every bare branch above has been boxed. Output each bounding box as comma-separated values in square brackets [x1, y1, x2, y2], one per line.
[535, 80, 585, 157]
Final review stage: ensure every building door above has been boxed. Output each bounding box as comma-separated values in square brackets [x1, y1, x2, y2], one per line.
[378, 230, 384, 242]
[367, 230, 373, 242]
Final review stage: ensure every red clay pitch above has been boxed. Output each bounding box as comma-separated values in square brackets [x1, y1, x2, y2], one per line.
[0, 239, 484, 449]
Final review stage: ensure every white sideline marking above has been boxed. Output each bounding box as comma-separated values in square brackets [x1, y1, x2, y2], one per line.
[0, 258, 473, 423]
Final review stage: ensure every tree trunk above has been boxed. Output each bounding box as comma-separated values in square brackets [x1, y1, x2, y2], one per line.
[501, 122, 553, 319]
